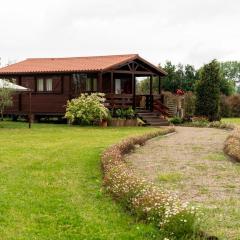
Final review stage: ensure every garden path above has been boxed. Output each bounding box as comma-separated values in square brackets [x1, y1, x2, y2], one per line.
[126, 127, 240, 202]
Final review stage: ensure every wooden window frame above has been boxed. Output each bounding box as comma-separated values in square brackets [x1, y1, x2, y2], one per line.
[35, 76, 59, 94]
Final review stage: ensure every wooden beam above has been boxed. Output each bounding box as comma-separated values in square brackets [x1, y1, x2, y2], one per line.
[103, 70, 156, 76]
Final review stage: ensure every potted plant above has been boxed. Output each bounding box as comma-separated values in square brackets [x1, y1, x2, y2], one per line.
[115, 109, 125, 126]
[124, 107, 137, 126]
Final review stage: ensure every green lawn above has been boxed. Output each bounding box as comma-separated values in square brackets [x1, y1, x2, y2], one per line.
[0, 122, 161, 240]
[222, 118, 240, 124]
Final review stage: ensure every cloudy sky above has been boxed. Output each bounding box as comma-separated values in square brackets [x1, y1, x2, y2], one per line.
[0, 0, 239, 68]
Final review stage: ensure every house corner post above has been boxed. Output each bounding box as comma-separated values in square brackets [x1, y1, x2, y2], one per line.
[132, 73, 136, 110]
[150, 75, 153, 111]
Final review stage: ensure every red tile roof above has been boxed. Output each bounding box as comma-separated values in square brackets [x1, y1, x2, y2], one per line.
[0, 54, 166, 75]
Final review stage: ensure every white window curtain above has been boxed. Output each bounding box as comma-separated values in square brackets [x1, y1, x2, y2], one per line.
[37, 78, 44, 91]
[93, 78, 97, 92]
[86, 78, 91, 91]
[46, 78, 53, 91]
[115, 79, 121, 94]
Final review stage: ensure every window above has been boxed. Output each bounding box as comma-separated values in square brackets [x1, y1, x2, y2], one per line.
[36, 77, 53, 92]
[93, 78, 97, 92]
[46, 78, 53, 91]
[37, 78, 44, 91]
[72, 74, 98, 93]
[86, 78, 91, 92]
[115, 79, 121, 94]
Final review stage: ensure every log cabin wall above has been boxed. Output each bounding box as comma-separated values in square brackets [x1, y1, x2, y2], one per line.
[5, 74, 71, 116]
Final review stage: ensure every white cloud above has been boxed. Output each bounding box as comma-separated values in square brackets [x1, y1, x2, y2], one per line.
[0, 0, 239, 68]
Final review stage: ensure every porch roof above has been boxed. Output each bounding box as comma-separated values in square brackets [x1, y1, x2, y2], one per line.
[0, 54, 167, 76]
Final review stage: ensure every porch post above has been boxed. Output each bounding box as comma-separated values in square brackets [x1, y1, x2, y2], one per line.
[158, 75, 161, 95]
[110, 71, 114, 108]
[149, 75, 153, 95]
[28, 91, 32, 129]
[132, 73, 136, 109]
[150, 75, 153, 111]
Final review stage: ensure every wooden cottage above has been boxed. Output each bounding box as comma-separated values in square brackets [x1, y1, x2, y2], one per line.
[0, 54, 169, 125]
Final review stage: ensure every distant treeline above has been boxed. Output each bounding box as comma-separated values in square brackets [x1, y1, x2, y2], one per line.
[137, 60, 240, 96]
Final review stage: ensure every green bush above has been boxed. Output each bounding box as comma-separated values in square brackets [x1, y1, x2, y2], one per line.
[65, 93, 110, 124]
[170, 117, 183, 125]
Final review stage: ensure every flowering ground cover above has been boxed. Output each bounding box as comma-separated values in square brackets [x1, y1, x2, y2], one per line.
[0, 121, 167, 240]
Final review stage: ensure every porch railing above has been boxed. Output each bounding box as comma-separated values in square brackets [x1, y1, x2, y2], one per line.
[105, 94, 133, 109]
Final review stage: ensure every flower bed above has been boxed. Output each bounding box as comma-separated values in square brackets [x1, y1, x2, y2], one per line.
[224, 127, 240, 162]
[101, 128, 203, 239]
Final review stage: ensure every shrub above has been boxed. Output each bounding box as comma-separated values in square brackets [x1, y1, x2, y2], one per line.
[227, 94, 240, 117]
[65, 93, 110, 124]
[224, 127, 240, 162]
[101, 128, 201, 239]
[170, 117, 183, 125]
[190, 117, 209, 127]
[208, 121, 234, 130]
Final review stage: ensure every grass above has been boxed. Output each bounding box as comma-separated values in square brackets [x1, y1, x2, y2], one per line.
[222, 118, 240, 124]
[158, 172, 183, 183]
[0, 121, 164, 240]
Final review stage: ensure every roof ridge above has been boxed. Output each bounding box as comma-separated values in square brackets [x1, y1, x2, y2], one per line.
[27, 54, 139, 61]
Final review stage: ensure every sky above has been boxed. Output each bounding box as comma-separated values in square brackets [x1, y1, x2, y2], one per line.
[0, 0, 239, 68]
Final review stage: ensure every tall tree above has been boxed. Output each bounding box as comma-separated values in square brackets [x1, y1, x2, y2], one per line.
[183, 65, 197, 92]
[195, 60, 221, 121]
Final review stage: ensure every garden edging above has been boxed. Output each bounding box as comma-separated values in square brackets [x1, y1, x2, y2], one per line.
[101, 127, 205, 239]
[224, 127, 240, 162]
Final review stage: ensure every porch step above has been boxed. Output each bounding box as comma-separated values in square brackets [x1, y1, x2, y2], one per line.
[137, 110, 170, 126]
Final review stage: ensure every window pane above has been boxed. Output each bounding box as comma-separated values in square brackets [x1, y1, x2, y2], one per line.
[46, 78, 53, 91]
[86, 78, 91, 91]
[115, 79, 121, 94]
[37, 78, 44, 91]
[93, 78, 97, 92]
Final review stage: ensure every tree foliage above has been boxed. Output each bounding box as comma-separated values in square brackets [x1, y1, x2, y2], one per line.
[195, 60, 221, 121]
[0, 80, 13, 120]
[219, 61, 240, 95]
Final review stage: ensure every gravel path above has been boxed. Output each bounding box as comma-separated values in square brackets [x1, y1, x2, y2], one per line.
[126, 126, 240, 239]
[126, 127, 240, 202]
